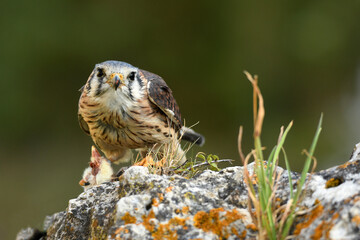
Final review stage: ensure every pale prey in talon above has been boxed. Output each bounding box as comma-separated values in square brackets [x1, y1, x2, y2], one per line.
[79, 146, 114, 189]
[78, 61, 204, 166]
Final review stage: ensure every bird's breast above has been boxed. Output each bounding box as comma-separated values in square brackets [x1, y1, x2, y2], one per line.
[80, 94, 176, 149]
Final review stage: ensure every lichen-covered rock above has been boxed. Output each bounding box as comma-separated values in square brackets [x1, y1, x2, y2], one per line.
[46, 181, 120, 240]
[16, 143, 360, 240]
[292, 143, 360, 239]
[111, 166, 254, 240]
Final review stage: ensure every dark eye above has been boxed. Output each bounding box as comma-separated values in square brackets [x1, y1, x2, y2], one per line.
[127, 71, 136, 81]
[97, 68, 105, 78]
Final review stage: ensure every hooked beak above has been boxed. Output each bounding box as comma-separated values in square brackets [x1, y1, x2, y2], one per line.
[108, 73, 124, 90]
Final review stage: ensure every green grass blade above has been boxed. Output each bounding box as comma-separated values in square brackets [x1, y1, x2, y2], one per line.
[281, 114, 323, 239]
[254, 137, 277, 239]
[282, 148, 293, 198]
[254, 137, 270, 197]
[294, 113, 322, 202]
[269, 121, 293, 185]
[266, 146, 277, 178]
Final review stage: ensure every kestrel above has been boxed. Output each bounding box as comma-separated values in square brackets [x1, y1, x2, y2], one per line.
[78, 60, 204, 164]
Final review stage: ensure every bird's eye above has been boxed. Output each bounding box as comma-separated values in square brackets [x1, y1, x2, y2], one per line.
[127, 71, 136, 81]
[97, 68, 105, 78]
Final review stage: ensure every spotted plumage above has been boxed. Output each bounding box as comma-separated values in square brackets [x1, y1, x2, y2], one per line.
[78, 60, 204, 163]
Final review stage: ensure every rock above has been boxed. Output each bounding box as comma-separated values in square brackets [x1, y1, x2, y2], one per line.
[292, 143, 360, 239]
[16, 228, 46, 240]
[16, 143, 360, 240]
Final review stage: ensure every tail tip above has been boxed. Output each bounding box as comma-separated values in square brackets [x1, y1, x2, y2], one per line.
[194, 135, 205, 146]
[181, 127, 205, 146]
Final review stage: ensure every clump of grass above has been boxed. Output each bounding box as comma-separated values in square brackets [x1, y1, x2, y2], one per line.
[133, 125, 232, 177]
[131, 119, 196, 175]
[238, 72, 322, 239]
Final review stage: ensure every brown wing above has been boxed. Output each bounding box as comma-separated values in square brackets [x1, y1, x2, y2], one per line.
[140, 69, 183, 129]
[78, 88, 90, 135]
[78, 113, 90, 135]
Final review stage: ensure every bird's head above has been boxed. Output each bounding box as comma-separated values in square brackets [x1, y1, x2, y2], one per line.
[84, 61, 146, 101]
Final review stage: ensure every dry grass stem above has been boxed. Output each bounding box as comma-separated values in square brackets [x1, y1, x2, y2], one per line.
[278, 199, 293, 236]
[238, 126, 246, 164]
[302, 150, 318, 174]
[244, 71, 264, 138]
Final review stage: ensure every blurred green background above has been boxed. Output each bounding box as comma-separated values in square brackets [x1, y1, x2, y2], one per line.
[1, 0, 360, 239]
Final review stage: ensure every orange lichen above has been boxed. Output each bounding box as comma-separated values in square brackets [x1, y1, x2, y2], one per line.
[153, 217, 187, 239]
[231, 227, 240, 238]
[141, 210, 188, 240]
[140, 207, 245, 239]
[245, 223, 258, 231]
[193, 211, 213, 232]
[311, 212, 339, 240]
[142, 210, 156, 232]
[231, 227, 247, 239]
[114, 226, 132, 240]
[175, 209, 181, 214]
[294, 200, 323, 235]
[158, 193, 164, 202]
[337, 161, 358, 169]
[152, 224, 177, 240]
[152, 198, 159, 207]
[166, 186, 174, 192]
[314, 219, 334, 240]
[182, 206, 190, 215]
[240, 230, 247, 239]
[352, 215, 360, 225]
[114, 226, 125, 235]
[193, 208, 245, 238]
[325, 178, 343, 188]
[224, 208, 246, 225]
[121, 212, 137, 224]
[312, 221, 326, 240]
